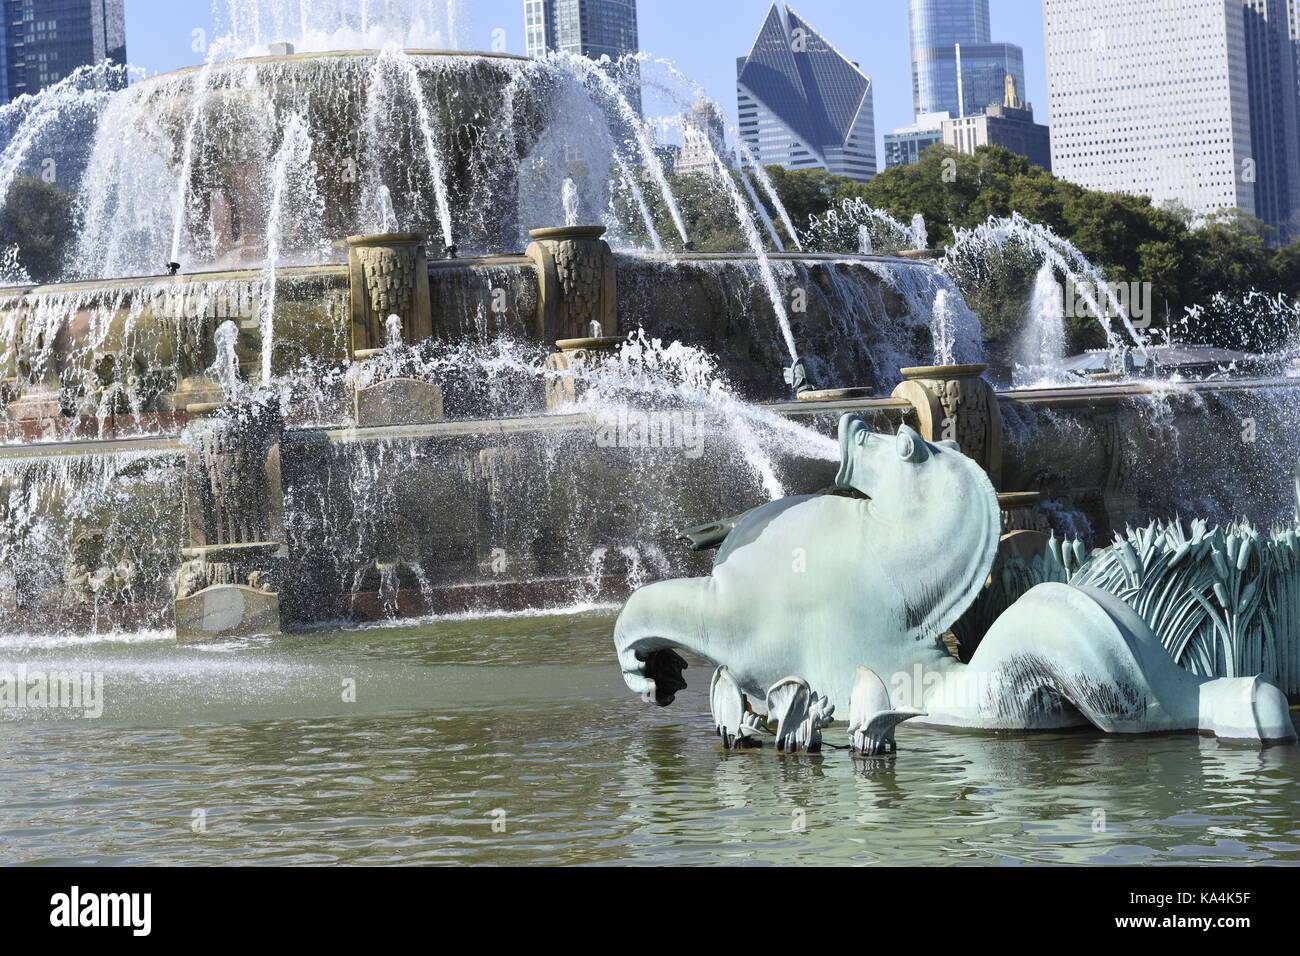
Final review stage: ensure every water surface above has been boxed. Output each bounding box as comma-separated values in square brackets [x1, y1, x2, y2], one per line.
[1, 611, 1297, 865]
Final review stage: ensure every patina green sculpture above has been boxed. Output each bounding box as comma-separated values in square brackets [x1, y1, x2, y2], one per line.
[613, 414, 1296, 745]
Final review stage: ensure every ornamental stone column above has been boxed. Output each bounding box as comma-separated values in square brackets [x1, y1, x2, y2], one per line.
[347, 233, 443, 427]
[892, 363, 1003, 488]
[524, 225, 617, 343]
[347, 233, 434, 354]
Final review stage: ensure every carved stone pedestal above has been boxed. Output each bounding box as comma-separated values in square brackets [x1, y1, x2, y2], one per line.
[892, 364, 1002, 487]
[525, 226, 617, 342]
[347, 233, 433, 355]
[174, 542, 283, 640]
[175, 401, 286, 641]
[545, 336, 624, 411]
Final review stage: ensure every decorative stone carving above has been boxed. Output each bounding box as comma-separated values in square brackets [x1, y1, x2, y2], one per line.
[347, 234, 433, 355]
[524, 226, 617, 342]
[892, 363, 1002, 488]
[998, 491, 1048, 533]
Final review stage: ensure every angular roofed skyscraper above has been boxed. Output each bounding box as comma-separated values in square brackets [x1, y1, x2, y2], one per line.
[736, 3, 876, 183]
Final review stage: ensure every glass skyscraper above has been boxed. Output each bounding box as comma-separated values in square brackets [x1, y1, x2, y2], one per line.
[524, 0, 640, 110]
[736, 3, 876, 183]
[0, 0, 126, 103]
[908, 0, 1024, 118]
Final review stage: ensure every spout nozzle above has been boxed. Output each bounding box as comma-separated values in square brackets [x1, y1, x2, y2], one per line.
[783, 358, 811, 397]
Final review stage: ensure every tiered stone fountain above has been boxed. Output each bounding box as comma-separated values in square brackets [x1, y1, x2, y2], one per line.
[0, 44, 1297, 643]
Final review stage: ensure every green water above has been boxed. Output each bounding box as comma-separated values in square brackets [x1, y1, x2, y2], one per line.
[1, 609, 1297, 865]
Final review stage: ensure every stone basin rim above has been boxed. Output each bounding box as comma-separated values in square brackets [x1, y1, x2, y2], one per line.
[900, 363, 989, 379]
[133, 48, 532, 87]
[529, 226, 608, 241]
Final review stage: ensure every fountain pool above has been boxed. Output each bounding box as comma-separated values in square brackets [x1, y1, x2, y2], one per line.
[0, 611, 1296, 865]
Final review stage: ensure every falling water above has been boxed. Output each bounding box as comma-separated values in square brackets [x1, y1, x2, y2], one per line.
[557, 52, 689, 248]
[374, 185, 399, 232]
[804, 197, 916, 255]
[0, 63, 128, 204]
[858, 225, 872, 255]
[910, 213, 928, 250]
[930, 288, 957, 366]
[208, 319, 247, 403]
[167, 40, 234, 267]
[611, 155, 663, 252]
[392, 49, 454, 248]
[257, 112, 318, 385]
[736, 158, 785, 253]
[217, 0, 466, 55]
[642, 54, 805, 252]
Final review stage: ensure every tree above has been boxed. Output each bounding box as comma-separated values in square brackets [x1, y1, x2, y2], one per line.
[0, 176, 77, 282]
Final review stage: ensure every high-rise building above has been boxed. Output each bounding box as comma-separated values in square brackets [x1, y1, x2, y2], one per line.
[883, 112, 948, 169]
[1242, 0, 1300, 236]
[0, 0, 126, 102]
[908, 0, 1025, 119]
[942, 75, 1052, 170]
[675, 97, 728, 175]
[524, 0, 640, 110]
[1044, 0, 1300, 236]
[735, 3, 876, 183]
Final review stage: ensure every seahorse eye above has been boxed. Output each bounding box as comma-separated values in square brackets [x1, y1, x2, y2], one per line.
[896, 431, 915, 460]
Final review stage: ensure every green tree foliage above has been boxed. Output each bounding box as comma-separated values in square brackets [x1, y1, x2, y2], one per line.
[0, 176, 77, 283]
[751, 146, 1300, 361]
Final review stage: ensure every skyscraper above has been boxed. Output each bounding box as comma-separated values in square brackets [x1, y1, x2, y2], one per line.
[674, 97, 728, 175]
[735, 3, 876, 183]
[1044, 0, 1300, 236]
[941, 74, 1052, 170]
[0, 0, 126, 103]
[524, 0, 641, 115]
[1242, 0, 1300, 235]
[908, 0, 1025, 118]
[524, 0, 639, 62]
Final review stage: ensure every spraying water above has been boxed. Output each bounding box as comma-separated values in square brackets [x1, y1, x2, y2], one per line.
[562, 178, 580, 227]
[1014, 260, 1067, 385]
[945, 213, 1150, 356]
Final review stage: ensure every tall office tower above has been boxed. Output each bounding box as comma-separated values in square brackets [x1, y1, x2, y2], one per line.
[736, 3, 876, 183]
[908, 0, 1025, 118]
[1045, 0, 1299, 235]
[1242, 0, 1300, 236]
[0, 0, 126, 102]
[674, 97, 728, 175]
[524, 0, 641, 110]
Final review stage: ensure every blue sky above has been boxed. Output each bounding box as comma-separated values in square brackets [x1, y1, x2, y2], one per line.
[124, 0, 1049, 158]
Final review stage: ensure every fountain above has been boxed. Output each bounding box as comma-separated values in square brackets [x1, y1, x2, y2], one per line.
[0, 0, 1294, 663]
